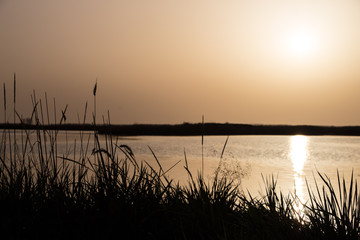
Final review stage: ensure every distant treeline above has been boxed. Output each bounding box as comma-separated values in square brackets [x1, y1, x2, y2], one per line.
[2, 122, 360, 136]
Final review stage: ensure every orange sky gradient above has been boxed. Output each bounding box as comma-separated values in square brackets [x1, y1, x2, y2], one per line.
[1, 0, 360, 125]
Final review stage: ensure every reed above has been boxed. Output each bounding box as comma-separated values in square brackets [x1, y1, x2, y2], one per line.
[305, 171, 360, 239]
[2, 83, 5, 123]
[93, 79, 97, 125]
[1, 81, 360, 239]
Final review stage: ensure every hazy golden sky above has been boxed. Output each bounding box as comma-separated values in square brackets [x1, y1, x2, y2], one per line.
[1, 0, 360, 125]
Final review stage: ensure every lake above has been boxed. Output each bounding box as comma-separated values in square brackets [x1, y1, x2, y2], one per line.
[118, 135, 360, 199]
[2, 131, 360, 204]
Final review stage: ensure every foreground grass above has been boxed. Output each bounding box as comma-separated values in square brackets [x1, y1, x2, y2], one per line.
[1, 82, 359, 239]
[1, 126, 360, 240]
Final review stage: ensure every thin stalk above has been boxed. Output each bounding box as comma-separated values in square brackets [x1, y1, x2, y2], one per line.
[39, 99, 48, 161]
[13, 74, 16, 162]
[93, 80, 97, 166]
[53, 98, 57, 125]
[215, 136, 230, 178]
[45, 92, 50, 125]
[2, 83, 6, 162]
[79, 101, 88, 160]
[53, 97, 58, 163]
[93, 79, 97, 126]
[3, 83, 6, 123]
[201, 115, 204, 176]
[13, 73, 16, 124]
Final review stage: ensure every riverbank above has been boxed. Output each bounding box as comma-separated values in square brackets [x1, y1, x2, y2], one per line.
[2, 122, 360, 136]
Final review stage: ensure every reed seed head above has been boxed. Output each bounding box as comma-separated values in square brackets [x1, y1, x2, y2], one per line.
[93, 80, 97, 96]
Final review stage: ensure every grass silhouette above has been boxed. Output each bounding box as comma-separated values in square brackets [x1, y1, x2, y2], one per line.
[1, 80, 360, 239]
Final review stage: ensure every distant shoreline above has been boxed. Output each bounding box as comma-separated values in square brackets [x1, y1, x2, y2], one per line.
[2, 123, 360, 136]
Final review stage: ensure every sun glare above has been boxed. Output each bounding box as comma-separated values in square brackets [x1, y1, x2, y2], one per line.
[290, 135, 307, 173]
[285, 29, 318, 59]
[290, 135, 308, 215]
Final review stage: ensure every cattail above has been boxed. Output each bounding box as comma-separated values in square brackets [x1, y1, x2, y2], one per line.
[93, 79, 97, 153]
[93, 79, 98, 126]
[93, 80, 97, 96]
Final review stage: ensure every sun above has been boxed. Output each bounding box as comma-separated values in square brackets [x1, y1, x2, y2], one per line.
[284, 28, 318, 59]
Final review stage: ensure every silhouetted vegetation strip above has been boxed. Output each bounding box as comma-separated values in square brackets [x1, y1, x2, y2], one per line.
[3, 122, 360, 136]
[2, 81, 360, 239]
[2, 130, 360, 239]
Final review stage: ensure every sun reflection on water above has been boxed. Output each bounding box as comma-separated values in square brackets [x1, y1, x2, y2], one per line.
[290, 135, 308, 215]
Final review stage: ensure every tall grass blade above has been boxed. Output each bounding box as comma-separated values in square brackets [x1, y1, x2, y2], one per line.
[45, 92, 50, 125]
[220, 136, 229, 160]
[3, 83, 6, 124]
[201, 115, 204, 176]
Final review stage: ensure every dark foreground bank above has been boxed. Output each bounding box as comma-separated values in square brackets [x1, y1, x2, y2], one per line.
[2, 122, 360, 136]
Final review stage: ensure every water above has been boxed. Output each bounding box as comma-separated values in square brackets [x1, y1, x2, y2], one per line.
[2, 130, 360, 203]
[117, 134, 360, 204]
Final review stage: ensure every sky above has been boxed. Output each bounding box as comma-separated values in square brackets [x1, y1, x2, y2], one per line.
[1, 0, 360, 125]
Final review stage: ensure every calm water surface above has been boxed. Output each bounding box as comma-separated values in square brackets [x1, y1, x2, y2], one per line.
[120, 135, 360, 202]
[3, 131, 360, 202]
